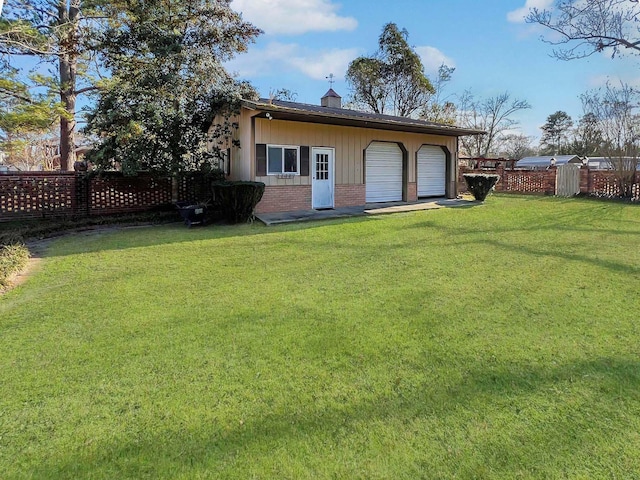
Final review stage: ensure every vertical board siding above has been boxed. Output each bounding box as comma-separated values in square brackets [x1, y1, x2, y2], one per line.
[250, 118, 456, 187]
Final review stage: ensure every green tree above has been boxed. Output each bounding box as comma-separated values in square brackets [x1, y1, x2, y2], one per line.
[0, 0, 102, 170]
[0, 66, 63, 168]
[84, 0, 261, 175]
[346, 23, 434, 117]
[526, 0, 640, 60]
[539, 110, 573, 155]
[567, 112, 603, 157]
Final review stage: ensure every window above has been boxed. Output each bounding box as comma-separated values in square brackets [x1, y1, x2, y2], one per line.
[267, 145, 299, 175]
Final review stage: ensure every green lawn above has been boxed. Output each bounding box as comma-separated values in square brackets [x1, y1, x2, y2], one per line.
[2, 195, 640, 479]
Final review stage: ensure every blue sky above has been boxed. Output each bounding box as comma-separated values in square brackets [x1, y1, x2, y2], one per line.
[227, 0, 639, 142]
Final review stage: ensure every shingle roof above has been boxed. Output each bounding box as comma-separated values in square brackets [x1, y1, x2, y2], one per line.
[321, 89, 341, 99]
[242, 98, 485, 137]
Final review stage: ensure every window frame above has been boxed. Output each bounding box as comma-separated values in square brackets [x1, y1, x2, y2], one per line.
[266, 144, 300, 175]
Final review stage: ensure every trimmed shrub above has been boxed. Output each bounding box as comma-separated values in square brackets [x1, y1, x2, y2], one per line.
[212, 181, 265, 224]
[463, 173, 500, 202]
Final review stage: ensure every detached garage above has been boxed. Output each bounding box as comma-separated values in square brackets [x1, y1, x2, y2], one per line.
[417, 145, 446, 197]
[365, 142, 404, 203]
[218, 93, 485, 214]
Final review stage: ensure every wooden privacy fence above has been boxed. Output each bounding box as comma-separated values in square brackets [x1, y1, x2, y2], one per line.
[0, 172, 210, 222]
[459, 165, 640, 201]
[556, 164, 581, 197]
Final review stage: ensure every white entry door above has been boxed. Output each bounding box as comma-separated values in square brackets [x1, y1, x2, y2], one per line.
[312, 147, 335, 209]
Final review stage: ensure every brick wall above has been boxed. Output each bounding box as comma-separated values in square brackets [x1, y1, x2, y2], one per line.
[0, 172, 206, 222]
[459, 165, 639, 200]
[88, 174, 173, 216]
[255, 185, 312, 213]
[501, 169, 556, 194]
[335, 184, 365, 208]
[0, 172, 77, 220]
[256, 184, 368, 213]
[407, 182, 417, 202]
[459, 166, 555, 195]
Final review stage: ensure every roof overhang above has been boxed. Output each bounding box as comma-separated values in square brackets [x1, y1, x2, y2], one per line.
[242, 100, 485, 137]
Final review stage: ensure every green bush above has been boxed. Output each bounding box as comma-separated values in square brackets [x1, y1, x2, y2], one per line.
[212, 181, 265, 224]
[0, 243, 29, 289]
[463, 173, 500, 202]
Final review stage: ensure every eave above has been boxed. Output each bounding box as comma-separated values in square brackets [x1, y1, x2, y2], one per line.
[242, 99, 485, 137]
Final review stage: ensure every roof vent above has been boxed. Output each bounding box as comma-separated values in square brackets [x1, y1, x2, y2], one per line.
[321, 89, 342, 109]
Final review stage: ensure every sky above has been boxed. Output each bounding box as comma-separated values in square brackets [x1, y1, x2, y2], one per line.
[227, 0, 639, 142]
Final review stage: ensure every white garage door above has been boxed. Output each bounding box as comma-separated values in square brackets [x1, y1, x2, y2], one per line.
[366, 142, 403, 203]
[417, 145, 446, 197]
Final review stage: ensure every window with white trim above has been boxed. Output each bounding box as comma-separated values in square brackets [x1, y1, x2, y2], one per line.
[267, 145, 299, 175]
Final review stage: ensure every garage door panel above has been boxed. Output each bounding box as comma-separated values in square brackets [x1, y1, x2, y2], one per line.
[417, 146, 446, 197]
[366, 142, 403, 203]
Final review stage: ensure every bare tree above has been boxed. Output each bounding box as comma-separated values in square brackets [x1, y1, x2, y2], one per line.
[582, 81, 639, 197]
[2, 128, 58, 171]
[420, 64, 457, 125]
[456, 91, 531, 157]
[270, 88, 298, 102]
[498, 133, 537, 160]
[526, 0, 640, 59]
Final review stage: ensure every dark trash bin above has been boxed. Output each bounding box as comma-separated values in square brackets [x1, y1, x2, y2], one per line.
[175, 202, 207, 227]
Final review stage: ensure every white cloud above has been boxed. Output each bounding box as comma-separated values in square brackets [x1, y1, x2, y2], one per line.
[506, 0, 554, 24]
[587, 74, 640, 89]
[226, 42, 360, 81]
[226, 42, 299, 78]
[415, 46, 455, 75]
[290, 48, 361, 80]
[232, 0, 358, 35]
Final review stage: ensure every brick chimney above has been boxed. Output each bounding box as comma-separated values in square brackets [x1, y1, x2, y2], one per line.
[321, 89, 342, 109]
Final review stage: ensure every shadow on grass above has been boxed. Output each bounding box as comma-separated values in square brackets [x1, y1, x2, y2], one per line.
[465, 237, 640, 276]
[27, 357, 640, 478]
[33, 214, 382, 259]
[405, 204, 640, 277]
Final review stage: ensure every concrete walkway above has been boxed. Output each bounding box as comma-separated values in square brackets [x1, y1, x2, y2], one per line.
[255, 197, 480, 225]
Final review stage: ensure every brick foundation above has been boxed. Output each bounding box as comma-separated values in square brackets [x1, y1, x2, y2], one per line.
[335, 184, 366, 208]
[255, 184, 368, 213]
[255, 185, 312, 214]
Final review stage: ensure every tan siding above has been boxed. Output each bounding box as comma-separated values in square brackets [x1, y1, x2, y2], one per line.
[247, 116, 458, 187]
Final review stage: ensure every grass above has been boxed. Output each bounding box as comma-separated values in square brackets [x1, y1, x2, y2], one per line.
[1, 194, 640, 479]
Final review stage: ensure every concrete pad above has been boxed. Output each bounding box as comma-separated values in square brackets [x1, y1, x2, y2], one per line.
[255, 198, 479, 225]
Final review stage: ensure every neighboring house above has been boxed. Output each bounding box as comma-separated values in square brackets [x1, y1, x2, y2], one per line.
[515, 155, 582, 170]
[218, 90, 484, 214]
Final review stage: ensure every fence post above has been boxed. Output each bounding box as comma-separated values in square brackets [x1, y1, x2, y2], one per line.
[579, 165, 589, 194]
[495, 163, 505, 191]
[549, 166, 557, 195]
[75, 172, 90, 217]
